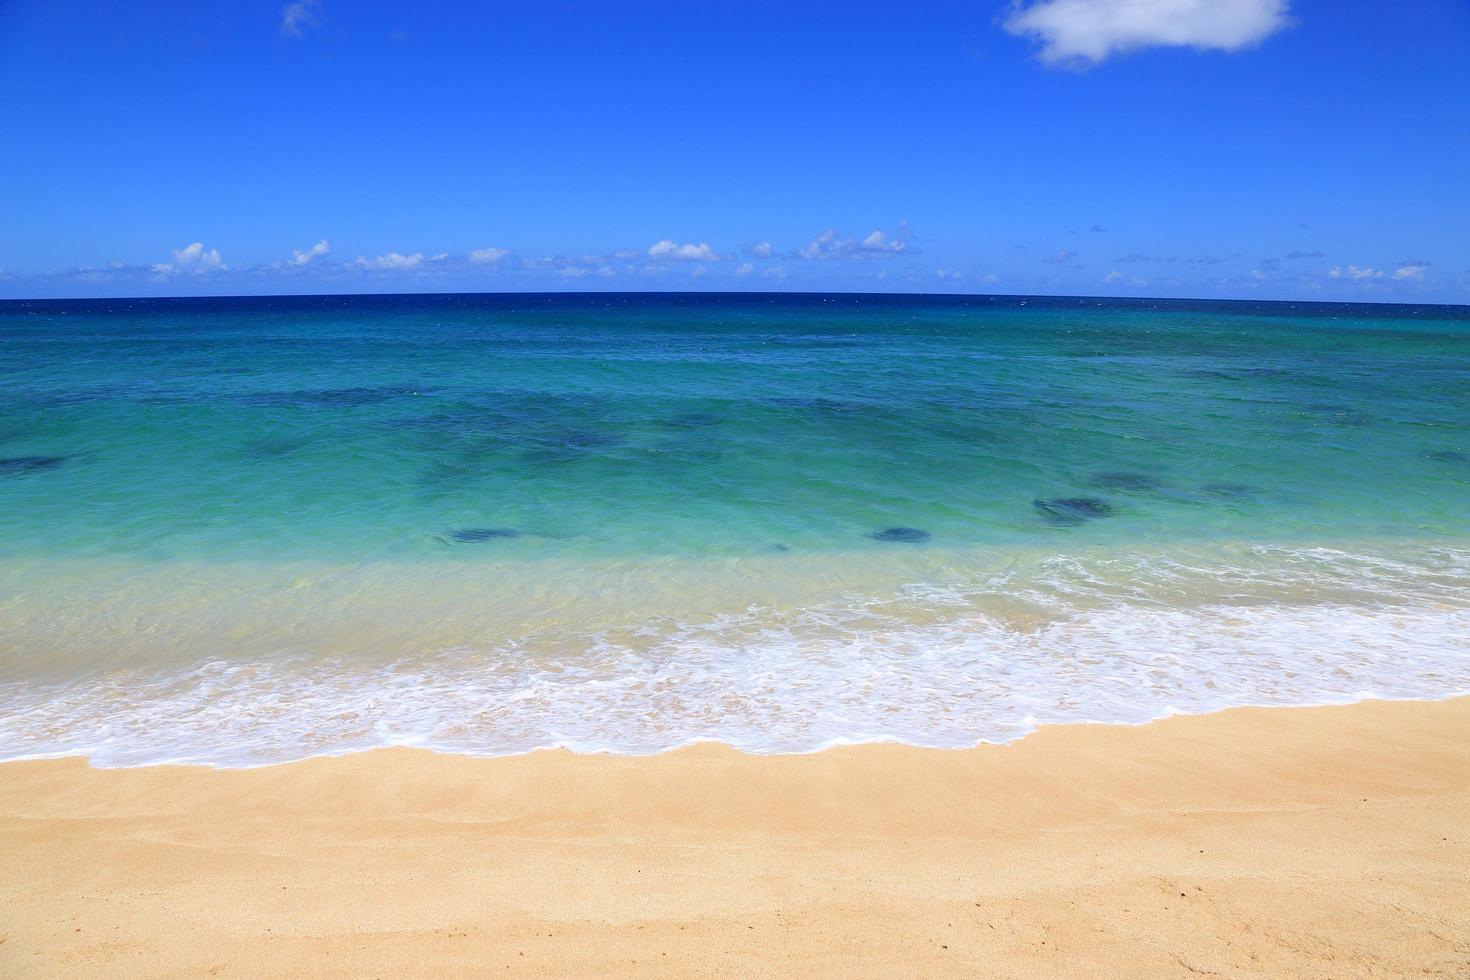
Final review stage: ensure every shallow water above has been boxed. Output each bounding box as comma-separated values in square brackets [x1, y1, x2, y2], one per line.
[2, 293, 1468, 765]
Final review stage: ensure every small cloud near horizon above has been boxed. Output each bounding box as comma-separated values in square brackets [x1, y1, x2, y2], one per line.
[647, 240, 722, 262]
[356, 251, 422, 271]
[288, 239, 331, 266]
[521, 254, 615, 278]
[468, 247, 510, 265]
[797, 225, 913, 260]
[1329, 265, 1382, 281]
[152, 242, 225, 278]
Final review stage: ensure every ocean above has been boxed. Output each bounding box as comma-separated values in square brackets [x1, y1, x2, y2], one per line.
[2, 292, 1468, 766]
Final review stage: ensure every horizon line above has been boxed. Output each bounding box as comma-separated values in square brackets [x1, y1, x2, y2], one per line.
[3, 288, 1469, 311]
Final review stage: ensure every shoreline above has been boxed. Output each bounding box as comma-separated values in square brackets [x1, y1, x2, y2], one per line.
[4, 697, 1469, 977]
[6, 688, 1470, 772]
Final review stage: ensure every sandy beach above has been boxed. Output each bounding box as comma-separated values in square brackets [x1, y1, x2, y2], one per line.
[2, 696, 1468, 978]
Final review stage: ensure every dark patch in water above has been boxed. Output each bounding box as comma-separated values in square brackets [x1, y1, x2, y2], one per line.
[34, 384, 182, 406]
[1185, 366, 1293, 382]
[1305, 404, 1371, 428]
[559, 430, 620, 449]
[770, 396, 864, 415]
[448, 527, 523, 543]
[763, 335, 870, 349]
[1200, 482, 1257, 498]
[645, 444, 724, 466]
[664, 413, 723, 429]
[0, 455, 68, 475]
[1239, 367, 1292, 378]
[520, 429, 623, 464]
[388, 409, 518, 435]
[867, 527, 931, 543]
[522, 447, 585, 465]
[772, 543, 791, 552]
[246, 386, 428, 408]
[1090, 471, 1163, 492]
[1033, 497, 1114, 524]
[1422, 450, 1469, 464]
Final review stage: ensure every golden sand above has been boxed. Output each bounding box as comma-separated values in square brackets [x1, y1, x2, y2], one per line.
[2, 697, 1468, 978]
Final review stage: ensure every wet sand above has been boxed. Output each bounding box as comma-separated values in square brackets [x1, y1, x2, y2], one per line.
[2, 697, 1468, 978]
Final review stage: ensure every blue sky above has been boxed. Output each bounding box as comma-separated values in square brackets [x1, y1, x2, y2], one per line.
[1, 0, 1466, 301]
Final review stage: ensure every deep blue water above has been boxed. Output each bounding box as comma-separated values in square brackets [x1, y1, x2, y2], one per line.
[3, 292, 1467, 562]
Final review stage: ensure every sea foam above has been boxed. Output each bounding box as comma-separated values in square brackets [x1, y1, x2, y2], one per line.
[3, 545, 1467, 767]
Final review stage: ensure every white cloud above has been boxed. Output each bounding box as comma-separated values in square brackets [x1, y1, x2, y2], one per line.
[1004, 0, 1290, 66]
[557, 264, 615, 279]
[797, 226, 912, 260]
[1393, 261, 1431, 281]
[468, 246, 510, 266]
[521, 254, 617, 277]
[1328, 265, 1382, 281]
[734, 262, 755, 277]
[747, 241, 774, 259]
[281, 0, 322, 38]
[1043, 249, 1076, 264]
[648, 240, 722, 261]
[152, 242, 225, 277]
[289, 239, 331, 266]
[356, 251, 423, 270]
[1102, 270, 1122, 283]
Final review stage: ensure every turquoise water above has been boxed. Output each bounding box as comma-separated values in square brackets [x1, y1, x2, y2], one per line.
[2, 293, 1469, 765]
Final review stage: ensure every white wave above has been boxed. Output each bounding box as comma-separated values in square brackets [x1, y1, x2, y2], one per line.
[3, 595, 1468, 768]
